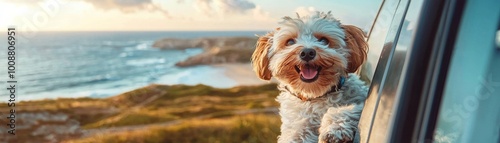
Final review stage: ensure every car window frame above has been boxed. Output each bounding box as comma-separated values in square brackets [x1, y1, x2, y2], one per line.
[360, 0, 467, 142]
[387, 0, 466, 142]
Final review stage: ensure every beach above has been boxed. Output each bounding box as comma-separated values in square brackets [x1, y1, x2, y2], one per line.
[213, 63, 276, 86]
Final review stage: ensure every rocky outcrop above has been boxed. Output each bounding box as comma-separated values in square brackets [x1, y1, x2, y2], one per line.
[0, 112, 83, 143]
[153, 37, 258, 66]
[174, 46, 256, 67]
[152, 38, 206, 50]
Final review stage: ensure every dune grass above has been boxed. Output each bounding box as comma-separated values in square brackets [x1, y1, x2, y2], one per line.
[68, 114, 281, 143]
[82, 83, 279, 129]
[3, 83, 281, 143]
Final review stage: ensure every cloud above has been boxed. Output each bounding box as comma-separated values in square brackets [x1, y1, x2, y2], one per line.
[252, 5, 274, 21]
[195, 0, 256, 17]
[80, 0, 173, 18]
[2, 0, 175, 19]
[82, 0, 154, 12]
[295, 6, 316, 17]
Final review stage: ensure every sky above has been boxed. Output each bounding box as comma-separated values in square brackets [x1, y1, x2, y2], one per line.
[0, 0, 382, 31]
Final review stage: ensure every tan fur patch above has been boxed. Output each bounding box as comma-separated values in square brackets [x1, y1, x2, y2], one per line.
[342, 25, 368, 73]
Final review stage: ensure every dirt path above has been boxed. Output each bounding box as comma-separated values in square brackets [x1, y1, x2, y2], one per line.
[96, 89, 167, 125]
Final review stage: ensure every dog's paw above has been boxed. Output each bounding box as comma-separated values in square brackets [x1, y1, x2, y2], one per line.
[318, 133, 353, 143]
[318, 124, 354, 143]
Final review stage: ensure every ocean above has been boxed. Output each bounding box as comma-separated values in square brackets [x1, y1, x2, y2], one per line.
[0, 31, 265, 101]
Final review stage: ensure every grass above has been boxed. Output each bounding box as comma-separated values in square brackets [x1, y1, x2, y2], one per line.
[83, 112, 179, 128]
[0, 83, 281, 143]
[68, 114, 281, 143]
[90, 83, 279, 129]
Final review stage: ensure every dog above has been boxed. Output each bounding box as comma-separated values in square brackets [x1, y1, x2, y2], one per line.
[251, 11, 369, 143]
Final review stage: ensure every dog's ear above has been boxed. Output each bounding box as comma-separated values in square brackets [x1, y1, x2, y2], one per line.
[251, 31, 274, 80]
[342, 25, 368, 73]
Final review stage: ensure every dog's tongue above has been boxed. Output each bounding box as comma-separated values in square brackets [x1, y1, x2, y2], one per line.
[300, 66, 318, 79]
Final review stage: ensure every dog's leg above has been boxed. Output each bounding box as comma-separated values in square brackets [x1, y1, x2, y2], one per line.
[318, 103, 364, 143]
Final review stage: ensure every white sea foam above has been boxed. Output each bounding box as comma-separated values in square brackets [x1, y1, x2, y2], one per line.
[126, 58, 166, 66]
[136, 43, 149, 50]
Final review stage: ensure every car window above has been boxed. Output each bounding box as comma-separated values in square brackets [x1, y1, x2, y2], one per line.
[433, 0, 500, 142]
[358, 0, 408, 140]
[367, 0, 424, 142]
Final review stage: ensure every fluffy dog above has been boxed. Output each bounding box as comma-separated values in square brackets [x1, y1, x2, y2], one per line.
[251, 12, 369, 143]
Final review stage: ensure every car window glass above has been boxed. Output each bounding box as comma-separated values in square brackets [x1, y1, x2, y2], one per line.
[359, 0, 411, 141]
[360, 0, 424, 142]
[434, 1, 500, 142]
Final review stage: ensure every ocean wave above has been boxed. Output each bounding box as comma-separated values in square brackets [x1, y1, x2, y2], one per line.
[126, 58, 166, 66]
[135, 42, 151, 50]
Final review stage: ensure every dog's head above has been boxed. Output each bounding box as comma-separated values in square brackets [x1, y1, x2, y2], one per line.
[252, 11, 368, 99]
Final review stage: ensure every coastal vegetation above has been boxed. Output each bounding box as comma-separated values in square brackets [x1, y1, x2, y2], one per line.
[1, 83, 280, 143]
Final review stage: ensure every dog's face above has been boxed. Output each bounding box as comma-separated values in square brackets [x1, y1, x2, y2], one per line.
[252, 12, 368, 99]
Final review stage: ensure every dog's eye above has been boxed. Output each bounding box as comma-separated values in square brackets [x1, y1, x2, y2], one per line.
[318, 37, 329, 45]
[286, 39, 296, 46]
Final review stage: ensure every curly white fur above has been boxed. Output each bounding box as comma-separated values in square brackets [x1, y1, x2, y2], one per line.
[276, 74, 368, 143]
[251, 11, 369, 143]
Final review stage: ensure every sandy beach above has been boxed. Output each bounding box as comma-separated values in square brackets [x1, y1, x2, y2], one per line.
[212, 63, 277, 86]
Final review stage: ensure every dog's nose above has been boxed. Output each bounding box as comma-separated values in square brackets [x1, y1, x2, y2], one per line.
[300, 48, 316, 62]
